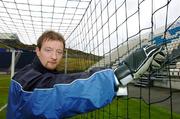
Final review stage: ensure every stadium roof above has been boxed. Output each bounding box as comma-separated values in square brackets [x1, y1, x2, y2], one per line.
[0, 33, 20, 48]
[0, 0, 91, 47]
[0, 33, 36, 50]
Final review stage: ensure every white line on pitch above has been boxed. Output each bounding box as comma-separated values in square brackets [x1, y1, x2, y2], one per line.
[0, 104, 7, 112]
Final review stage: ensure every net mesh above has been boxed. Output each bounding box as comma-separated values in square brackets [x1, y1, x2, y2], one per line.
[0, 0, 180, 118]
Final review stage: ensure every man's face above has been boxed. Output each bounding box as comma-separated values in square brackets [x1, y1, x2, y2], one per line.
[36, 39, 64, 70]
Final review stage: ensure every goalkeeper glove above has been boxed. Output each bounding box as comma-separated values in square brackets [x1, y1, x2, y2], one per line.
[114, 44, 166, 86]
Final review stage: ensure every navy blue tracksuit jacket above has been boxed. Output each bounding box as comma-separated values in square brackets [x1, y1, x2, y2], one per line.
[7, 57, 117, 119]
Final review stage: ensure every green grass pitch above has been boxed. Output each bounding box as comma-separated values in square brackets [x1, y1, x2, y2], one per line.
[0, 74, 180, 119]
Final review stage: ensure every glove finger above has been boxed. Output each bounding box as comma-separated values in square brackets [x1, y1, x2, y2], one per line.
[151, 51, 166, 70]
[154, 52, 166, 61]
[151, 59, 161, 69]
[147, 46, 166, 70]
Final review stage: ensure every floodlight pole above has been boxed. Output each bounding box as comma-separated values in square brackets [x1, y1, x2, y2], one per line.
[11, 49, 15, 78]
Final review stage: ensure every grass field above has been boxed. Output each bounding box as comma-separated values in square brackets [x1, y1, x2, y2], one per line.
[0, 74, 180, 119]
[0, 74, 10, 119]
[70, 98, 180, 119]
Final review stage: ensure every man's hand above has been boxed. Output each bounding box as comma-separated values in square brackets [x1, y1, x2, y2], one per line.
[114, 44, 166, 86]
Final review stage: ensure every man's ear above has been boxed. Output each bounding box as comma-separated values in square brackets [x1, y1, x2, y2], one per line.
[35, 47, 40, 56]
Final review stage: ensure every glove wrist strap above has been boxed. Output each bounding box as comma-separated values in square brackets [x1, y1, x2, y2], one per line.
[114, 62, 133, 86]
[120, 74, 133, 85]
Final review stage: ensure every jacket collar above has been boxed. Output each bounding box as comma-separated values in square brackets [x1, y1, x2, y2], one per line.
[32, 56, 58, 74]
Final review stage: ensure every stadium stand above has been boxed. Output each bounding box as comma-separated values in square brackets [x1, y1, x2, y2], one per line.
[0, 50, 36, 73]
[134, 39, 180, 88]
[168, 26, 180, 35]
[153, 25, 180, 45]
[15, 51, 36, 71]
[89, 21, 180, 89]
[0, 48, 7, 52]
[0, 51, 11, 72]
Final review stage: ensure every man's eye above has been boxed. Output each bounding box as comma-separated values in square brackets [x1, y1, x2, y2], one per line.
[57, 51, 63, 55]
[45, 48, 52, 52]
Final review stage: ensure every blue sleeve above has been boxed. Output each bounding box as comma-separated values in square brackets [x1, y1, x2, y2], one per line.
[7, 69, 117, 119]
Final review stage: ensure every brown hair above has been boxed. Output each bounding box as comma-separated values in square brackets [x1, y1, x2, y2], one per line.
[37, 30, 65, 50]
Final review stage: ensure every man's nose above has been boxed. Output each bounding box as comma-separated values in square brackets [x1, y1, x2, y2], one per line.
[51, 51, 57, 59]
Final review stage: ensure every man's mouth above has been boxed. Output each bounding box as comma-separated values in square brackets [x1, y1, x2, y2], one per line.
[48, 61, 57, 64]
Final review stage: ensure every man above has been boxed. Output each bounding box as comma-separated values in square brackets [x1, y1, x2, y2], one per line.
[7, 30, 165, 119]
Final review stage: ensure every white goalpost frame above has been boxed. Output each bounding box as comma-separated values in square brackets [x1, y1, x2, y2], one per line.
[11, 49, 15, 78]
